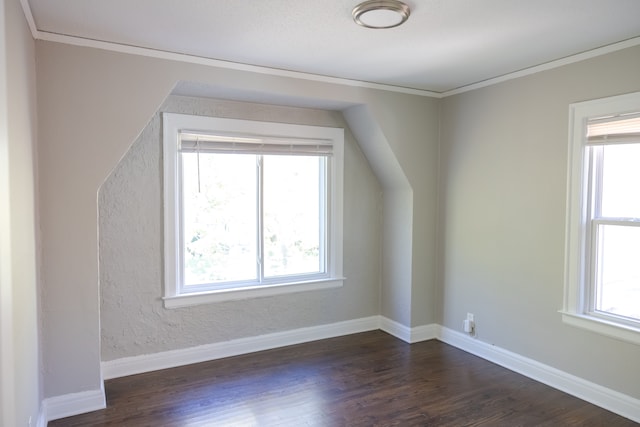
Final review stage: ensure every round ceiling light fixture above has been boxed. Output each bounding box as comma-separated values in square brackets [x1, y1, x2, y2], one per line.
[352, 0, 411, 29]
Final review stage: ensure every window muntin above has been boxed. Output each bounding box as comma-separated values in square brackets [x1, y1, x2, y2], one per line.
[564, 92, 640, 344]
[163, 113, 344, 307]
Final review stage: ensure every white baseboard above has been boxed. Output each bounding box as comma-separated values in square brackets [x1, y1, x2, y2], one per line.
[410, 323, 439, 343]
[379, 316, 438, 343]
[102, 316, 380, 379]
[437, 326, 640, 424]
[54, 318, 638, 424]
[42, 384, 106, 423]
[36, 407, 47, 427]
[379, 316, 412, 342]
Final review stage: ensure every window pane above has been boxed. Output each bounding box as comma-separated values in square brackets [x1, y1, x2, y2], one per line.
[595, 224, 640, 321]
[182, 153, 257, 285]
[263, 156, 323, 278]
[601, 143, 640, 218]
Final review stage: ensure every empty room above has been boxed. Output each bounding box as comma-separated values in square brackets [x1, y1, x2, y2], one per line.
[1, 0, 640, 425]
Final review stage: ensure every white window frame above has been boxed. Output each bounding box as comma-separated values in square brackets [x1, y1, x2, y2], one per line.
[563, 91, 640, 345]
[163, 113, 344, 308]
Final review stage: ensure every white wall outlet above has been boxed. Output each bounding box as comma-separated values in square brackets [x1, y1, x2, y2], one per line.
[463, 313, 475, 334]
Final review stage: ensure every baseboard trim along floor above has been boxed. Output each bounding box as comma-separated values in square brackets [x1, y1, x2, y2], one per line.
[102, 316, 381, 380]
[40, 382, 106, 426]
[42, 316, 639, 423]
[436, 326, 640, 423]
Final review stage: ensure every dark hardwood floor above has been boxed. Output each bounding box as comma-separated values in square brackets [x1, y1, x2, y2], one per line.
[49, 331, 636, 426]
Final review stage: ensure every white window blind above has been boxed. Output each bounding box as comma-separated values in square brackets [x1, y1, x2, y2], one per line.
[587, 112, 640, 145]
[163, 113, 345, 308]
[563, 92, 640, 346]
[179, 132, 334, 156]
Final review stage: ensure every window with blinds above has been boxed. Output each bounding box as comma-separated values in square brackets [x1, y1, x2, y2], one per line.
[586, 113, 640, 144]
[585, 113, 640, 325]
[162, 113, 344, 308]
[563, 92, 640, 345]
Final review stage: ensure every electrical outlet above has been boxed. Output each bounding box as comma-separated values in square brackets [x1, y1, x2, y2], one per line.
[463, 313, 475, 334]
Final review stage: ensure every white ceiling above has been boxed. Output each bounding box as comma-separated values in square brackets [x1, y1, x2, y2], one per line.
[25, 0, 640, 95]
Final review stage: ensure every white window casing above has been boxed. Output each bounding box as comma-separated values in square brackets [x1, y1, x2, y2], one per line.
[563, 91, 640, 345]
[162, 113, 345, 308]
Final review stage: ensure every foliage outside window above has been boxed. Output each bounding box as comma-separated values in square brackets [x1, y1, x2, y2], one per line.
[163, 113, 344, 307]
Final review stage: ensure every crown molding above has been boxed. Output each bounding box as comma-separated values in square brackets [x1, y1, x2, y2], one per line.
[19, 0, 38, 39]
[18, 2, 640, 99]
[441, 36, 640, 97]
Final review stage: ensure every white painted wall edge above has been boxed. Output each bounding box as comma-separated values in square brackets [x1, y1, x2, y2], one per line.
[437, 326, 640, 424]
[40, 382, 106, 424]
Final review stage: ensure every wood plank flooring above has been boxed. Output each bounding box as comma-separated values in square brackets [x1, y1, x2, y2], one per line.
[49, 331, 637, 426]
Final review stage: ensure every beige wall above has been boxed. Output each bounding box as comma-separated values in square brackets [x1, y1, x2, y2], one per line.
[36, 41, 440, 397]
[350, 96, 441, 327]
[342, 102, 440, 328]
[33, 14, 640, 410]
[0, 0, 41, 425]
[438, 45, 640, 399]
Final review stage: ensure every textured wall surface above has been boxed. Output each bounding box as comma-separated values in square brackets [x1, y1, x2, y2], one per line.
[99, 95, 382, 361]
[37, 39, 437, 397]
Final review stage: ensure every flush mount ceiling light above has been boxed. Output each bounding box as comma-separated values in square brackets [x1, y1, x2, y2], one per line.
[352, 0, 411, 29]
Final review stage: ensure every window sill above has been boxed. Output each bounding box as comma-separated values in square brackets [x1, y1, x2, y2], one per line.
[164, 277, 345, 308]
[560, 311, 640, 346]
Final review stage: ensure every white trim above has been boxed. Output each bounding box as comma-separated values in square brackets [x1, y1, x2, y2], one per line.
[30, 320, 640, 423]
[560, 311, 640, 346]
[43, 385, 106, 423]
[437, 326, 640, 424]
[18, 0, 640, 99]
[564, 91, 640, 344]
[36, 406, 47, 427]
[410, 323, 439, 343]
[378, 317, 438, 343]
[379, 316, 412, 342]
[34, 31, 439, 98]
[162, 114, 345, 307]
[18, 0, 38, 40]
[73, 319, 639, 423]
[164, 278, 345, 308]
[102, 316, 380, 379]
[442, 37, 640, 97]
